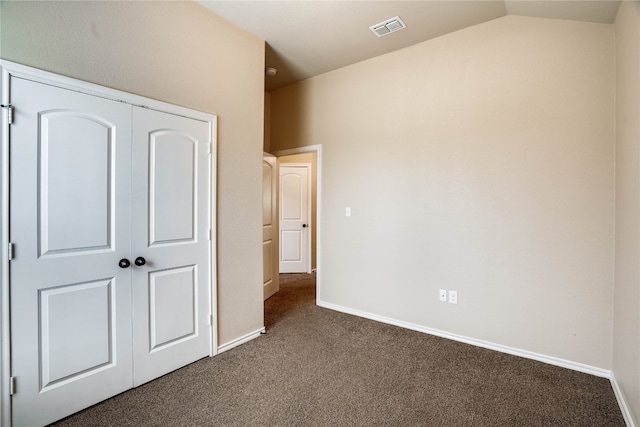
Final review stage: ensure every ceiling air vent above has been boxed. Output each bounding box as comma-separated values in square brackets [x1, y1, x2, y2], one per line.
[370, 16, 406, 38]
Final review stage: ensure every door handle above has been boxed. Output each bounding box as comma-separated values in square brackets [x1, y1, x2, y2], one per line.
[134, 257, 146, 266]
[302, 224, 307, 228]
[118, 259, 131, 268]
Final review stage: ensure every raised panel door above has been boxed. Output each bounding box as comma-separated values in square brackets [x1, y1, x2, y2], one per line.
[9, 78, 133, 427]
[263, 155, 279, 299]
[279, 165, 310, 273]
[131, 107, 211, 386]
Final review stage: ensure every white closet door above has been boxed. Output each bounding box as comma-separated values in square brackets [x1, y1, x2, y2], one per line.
[130, 107, 211, 386]
[9, 78, 134, 426]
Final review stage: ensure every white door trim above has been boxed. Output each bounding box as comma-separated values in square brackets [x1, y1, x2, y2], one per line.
[1, 63, 12, 427]
[272, 146, 322, 301]
[0, 60, 218, 425]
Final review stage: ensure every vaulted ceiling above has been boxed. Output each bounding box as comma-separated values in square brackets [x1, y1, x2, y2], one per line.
[198, 1, 622, 91]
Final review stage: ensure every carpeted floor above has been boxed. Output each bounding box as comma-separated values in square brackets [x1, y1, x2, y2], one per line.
[53, 273, 625, 426]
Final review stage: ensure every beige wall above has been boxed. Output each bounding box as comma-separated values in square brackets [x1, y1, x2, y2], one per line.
[264, 92, 272, 152]
[613, 1, 640, 424]
[279, 153, 318, 270]
[0, 1, 265, 346]
[271, 16, 615, 369]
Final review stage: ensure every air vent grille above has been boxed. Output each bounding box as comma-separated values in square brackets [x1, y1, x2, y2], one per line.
[370, 16, 406, 38]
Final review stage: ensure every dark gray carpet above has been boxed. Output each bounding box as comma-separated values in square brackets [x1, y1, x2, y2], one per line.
[53, 273, 625, 426]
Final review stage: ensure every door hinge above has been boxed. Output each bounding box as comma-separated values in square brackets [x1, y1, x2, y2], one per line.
[209, 314, 213, 326]
[208, 229, 212, 241]
[208, 143, 213, 154]
[9, 377, 16, 395]
[1, 104, 14, 125]
[8, 242, 14, 261]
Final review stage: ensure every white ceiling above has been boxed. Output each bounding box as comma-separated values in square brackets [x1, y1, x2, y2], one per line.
[198, 0, 622, 91]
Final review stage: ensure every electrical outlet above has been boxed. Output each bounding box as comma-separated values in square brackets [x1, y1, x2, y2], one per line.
[439, 289, 447, 302]
[448, 290, 458, 304]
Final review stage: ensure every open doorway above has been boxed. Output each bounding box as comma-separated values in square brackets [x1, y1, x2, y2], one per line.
[261, 153, 319, 300]
[264, 146, 321, 308]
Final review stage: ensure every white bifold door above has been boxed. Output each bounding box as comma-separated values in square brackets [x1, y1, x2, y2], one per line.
[8, 76, 212, 426]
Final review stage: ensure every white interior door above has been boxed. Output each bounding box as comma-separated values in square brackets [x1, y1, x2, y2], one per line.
[7, 71, 214, 425]
[131, 107, 211, 386]
[9, 78, 134, 426]
[263, 154, 278, 300]
[279, 164, 310, 273]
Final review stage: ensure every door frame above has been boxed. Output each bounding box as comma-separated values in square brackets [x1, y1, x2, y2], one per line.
[0, 60, 218, 425]
[272, 146, 322, 300]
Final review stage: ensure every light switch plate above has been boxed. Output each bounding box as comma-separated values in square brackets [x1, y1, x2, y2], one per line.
[439, 289, 447, 302]
[345, 207, 351, 217]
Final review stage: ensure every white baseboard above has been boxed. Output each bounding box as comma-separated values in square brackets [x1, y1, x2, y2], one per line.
[317, 300, 611, 378]
[217, 327, 265, 354]
[611, 373, 638, 427]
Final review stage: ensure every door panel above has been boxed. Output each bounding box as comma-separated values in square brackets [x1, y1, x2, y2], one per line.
[279, 165, 309, 273]
[148, 265, 197, 350]
[131, 107, 210, 387]
[10, 78, 133, 427]
[41, 279, 115, 388]
[149, 130, 197, 245]
[281, 230, 302, 261]
[39, 112, 114, 255]
[263, 241, 273, 282]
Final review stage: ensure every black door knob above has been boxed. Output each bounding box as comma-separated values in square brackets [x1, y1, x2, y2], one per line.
[135, 257, 146, 266]
[119, 259, 130, 268]
[302, 224, 307, 228]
